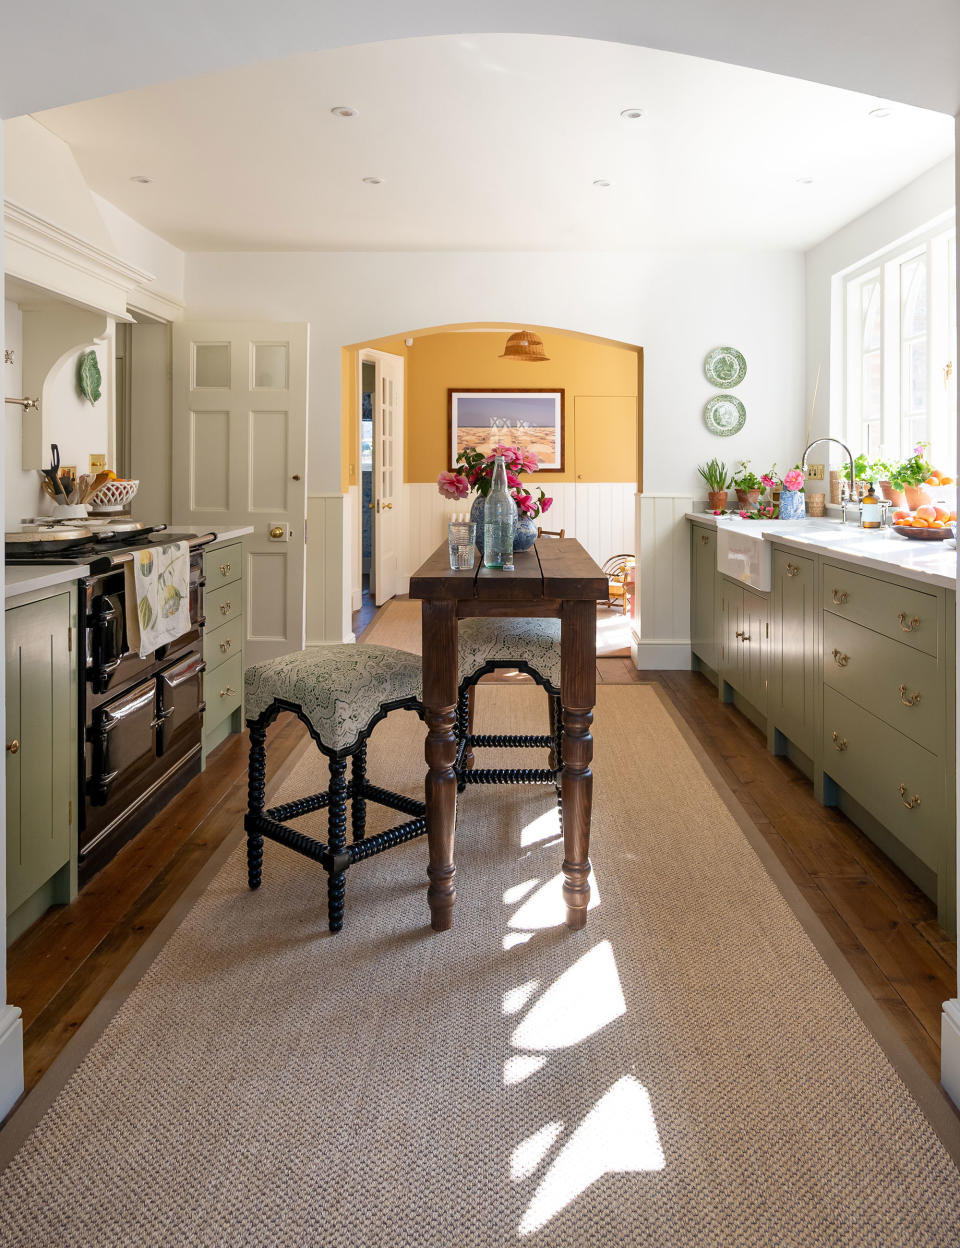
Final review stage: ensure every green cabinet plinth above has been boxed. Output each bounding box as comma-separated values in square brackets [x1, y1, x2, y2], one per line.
[6, 586, 78, 942]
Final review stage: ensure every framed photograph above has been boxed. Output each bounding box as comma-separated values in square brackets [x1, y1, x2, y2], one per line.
[448, 389, 565, 473]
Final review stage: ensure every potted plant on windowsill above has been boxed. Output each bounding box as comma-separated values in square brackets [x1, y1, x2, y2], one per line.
[697, 458, 733, 511]
[890, 444, 935, 510]
[732, 460, 763, 509]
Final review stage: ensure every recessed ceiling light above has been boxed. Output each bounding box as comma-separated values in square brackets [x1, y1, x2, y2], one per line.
[593, 179, 612, 188]
[795, 176, 814, 185]
[331, 105, 359, 118]
[868, 107, 892, 118]
[620, 108, 644, 120]
[362, 176, 384, 185]
[129, 175, 152, 184]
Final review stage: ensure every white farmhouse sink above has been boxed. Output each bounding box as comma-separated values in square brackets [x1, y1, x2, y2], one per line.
[716, 522, 772, 590]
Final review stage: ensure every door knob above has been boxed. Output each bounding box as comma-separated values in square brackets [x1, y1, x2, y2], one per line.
[6, 739, 19, 754]
[269, 525, 285, 539]
[291, 474, 301, 481]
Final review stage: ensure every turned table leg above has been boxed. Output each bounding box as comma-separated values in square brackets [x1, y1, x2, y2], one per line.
[422, 601, 459, 930]
[560, 599, 597, 930]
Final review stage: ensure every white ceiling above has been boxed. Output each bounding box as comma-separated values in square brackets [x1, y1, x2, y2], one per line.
[31, 35, 954, 253]
[2, 0, 960, 120]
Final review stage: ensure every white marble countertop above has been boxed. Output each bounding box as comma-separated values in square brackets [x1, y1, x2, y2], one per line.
[686, 512, 957, 590]
[5, 563, 90, 600]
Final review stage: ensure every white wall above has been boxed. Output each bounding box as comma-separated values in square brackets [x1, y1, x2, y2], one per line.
[804, 156, 956, 452]
[93, 193, 185, 306]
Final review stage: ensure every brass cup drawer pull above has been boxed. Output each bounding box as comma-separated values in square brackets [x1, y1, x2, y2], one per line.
[898, 612, 921, 633]
[218, 562, 232, 577]
[832, 588, 848, 606]
[831, 648, 849, 668]
[831, 730, 847, 752]
[219, 639, 232, 653]
[897, 683, 921, 707]
[6, 739, 20, 754]
[220, 601, 232, 615]
[735, 630, 750, 642]
[785, 562, 800, 577]
[898, 783, 920, 810]
[219, 686, 238, 699]
[735, 630, 743, 639]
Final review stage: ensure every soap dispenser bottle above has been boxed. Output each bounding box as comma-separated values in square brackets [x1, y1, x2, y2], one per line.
[860, 482, 882, 529]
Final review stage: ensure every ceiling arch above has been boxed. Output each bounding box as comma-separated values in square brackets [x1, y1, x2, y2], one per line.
[2, 1, 959, 121]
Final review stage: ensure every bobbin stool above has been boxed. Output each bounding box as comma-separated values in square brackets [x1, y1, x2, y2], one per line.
[455, 617, 563, 805]
[243, 644, 425, 933]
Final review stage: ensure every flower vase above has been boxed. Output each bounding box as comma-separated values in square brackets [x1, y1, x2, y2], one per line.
[470, 493, 518, 557]
[514, 515, 538, 552]
[779, 488, 805, 520]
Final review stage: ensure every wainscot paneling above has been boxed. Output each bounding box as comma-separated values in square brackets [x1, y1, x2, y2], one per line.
[633, 493, 694, 671]
[306, 494, 353, 645]
[398, 483, 636, 589]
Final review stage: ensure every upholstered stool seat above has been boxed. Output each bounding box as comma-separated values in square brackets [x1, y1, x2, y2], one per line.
[455, 616, 563, 795]
[244, 644, 425, 933]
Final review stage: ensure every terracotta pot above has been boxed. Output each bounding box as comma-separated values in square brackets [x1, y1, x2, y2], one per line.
[904, 484, 932, 510]
[707, 490, 728, 511]
[879, 481, 905, 506]
[735, 488, 760, 509]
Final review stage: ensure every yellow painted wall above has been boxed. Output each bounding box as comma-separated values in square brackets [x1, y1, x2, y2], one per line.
[404, 330, 641, 485]
[340, 326, 642, 491]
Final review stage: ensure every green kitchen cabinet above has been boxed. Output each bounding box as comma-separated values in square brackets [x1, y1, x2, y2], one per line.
[202, 537, 246, 762]
[6, 585, 78, 942]
[690, 525, 719, 672]
[768, 548, 816, 758]
[718, 577, 767, 715]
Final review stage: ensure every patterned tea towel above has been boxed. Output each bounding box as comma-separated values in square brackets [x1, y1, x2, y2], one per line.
[124, 542, 191, 658]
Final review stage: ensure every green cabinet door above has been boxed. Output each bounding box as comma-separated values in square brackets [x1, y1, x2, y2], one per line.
[5, 593, 72, 915]
[691, 526, 718, 670]
[741, 587, 767, 710]
[769, 549, 816, 755]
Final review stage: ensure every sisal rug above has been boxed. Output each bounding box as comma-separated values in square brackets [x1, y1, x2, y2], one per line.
[1, 685, 960, 1245]
[363, 597, 632, 657]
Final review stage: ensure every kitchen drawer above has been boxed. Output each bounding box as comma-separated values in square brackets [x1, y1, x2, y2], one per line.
[206, 582, 241, 629]
[204, 615, 243, 673]
[205, 653, 243, 730]
[823, 613, 943, 755]
[822, 686, 943, 873]
[821, 561, 938, 657]
[204, 542, 242, 591]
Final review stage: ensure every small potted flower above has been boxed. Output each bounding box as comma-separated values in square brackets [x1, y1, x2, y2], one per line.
[696, 458, 732, 511]
[438, 444, 553, 554]
[761, 465, 782, 506]
[732, 460, 763, 509]
[779, 466, 805, 519]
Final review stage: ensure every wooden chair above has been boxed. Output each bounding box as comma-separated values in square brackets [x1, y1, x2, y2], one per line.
[244, 644, 425, 932]
[536, 526, 566, 539]
[602, 554, 635, 615]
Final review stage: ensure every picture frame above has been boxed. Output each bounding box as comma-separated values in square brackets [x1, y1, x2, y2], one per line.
[448, 389, 565, 473]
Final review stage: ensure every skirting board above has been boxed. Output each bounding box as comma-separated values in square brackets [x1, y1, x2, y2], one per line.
[0, 1005, 24, 1120]
[631, 636, 693, 671]
[941, 1000, 960, 1108]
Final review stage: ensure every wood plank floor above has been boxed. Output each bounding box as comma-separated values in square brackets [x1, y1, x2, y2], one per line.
[5, 644, 956, 1121]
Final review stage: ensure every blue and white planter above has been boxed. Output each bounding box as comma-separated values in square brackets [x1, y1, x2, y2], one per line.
[779, 488, 805, 520]
[470, 494, 538, 556]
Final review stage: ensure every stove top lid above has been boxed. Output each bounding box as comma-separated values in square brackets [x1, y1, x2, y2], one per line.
[6, 523, 94, 543]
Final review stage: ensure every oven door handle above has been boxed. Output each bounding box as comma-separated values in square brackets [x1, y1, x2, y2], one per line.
[150, 707, 176, 729]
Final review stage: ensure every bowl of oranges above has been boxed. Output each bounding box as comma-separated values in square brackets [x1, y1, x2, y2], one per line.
[892, 503, 957, 541]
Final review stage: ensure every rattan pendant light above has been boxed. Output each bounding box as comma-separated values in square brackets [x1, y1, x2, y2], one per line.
[500, 329, 549, 362]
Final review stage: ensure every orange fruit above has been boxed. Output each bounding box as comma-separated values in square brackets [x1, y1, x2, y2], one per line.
[929, 520, 946, 529]
[940, 475, 955, 485]
[912, 517, 930, 527]
[897, 517, 914, 526]
[915, 504, 937, 521]
[893, 510, 909, 523]
[950, 510, 958, 522]
[935, 506, 951, 521]
[925, 476, 940, 486]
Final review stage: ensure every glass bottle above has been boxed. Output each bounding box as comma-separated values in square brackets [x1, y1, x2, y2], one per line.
[483, 456, 515, 570]
[860, 482, 882, 529]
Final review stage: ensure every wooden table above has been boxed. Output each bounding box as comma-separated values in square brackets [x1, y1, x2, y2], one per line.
[409, 538, 608, 932]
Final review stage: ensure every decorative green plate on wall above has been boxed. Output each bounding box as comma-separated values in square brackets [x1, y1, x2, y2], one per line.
[77, 349, 102, 404]
[704, 394, 746, 437]
[704, 346, 746, 389]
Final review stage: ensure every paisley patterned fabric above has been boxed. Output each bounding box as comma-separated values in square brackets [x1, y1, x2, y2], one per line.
[458, 617, 561, 691]
[245, 644, 422, 752]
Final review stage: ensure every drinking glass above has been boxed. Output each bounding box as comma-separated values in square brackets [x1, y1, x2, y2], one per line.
[448, 521, 476, 570]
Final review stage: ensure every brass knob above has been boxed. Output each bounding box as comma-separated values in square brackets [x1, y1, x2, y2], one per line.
[219, 563, 231, 576]
[291, 474, 301, 481]
[786, 562, 799, 577]
[6, 739, 19, 754]
[220, 601, 231, 614]
[898, 783, 920, 810]
[382, 502, 393, 510]
[832, 649, 849, 667]
[269, 525, 285, 539]
[220, 686, 237, 698]
[219, 639, 231, 652]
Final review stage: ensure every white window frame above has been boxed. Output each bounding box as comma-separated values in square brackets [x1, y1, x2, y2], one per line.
[836, 213, 957, 469]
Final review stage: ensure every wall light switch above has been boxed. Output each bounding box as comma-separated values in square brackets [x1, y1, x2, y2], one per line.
[89, 453, 107, 472]
[807, 463, 825, 480]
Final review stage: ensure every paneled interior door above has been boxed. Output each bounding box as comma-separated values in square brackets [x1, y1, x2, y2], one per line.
[369, 350, 404, 606]
[172, 321, 309, 665]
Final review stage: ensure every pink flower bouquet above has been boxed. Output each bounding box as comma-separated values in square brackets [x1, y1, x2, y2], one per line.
[437, 444, 553, 518]
[782, 468, 805, 492]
